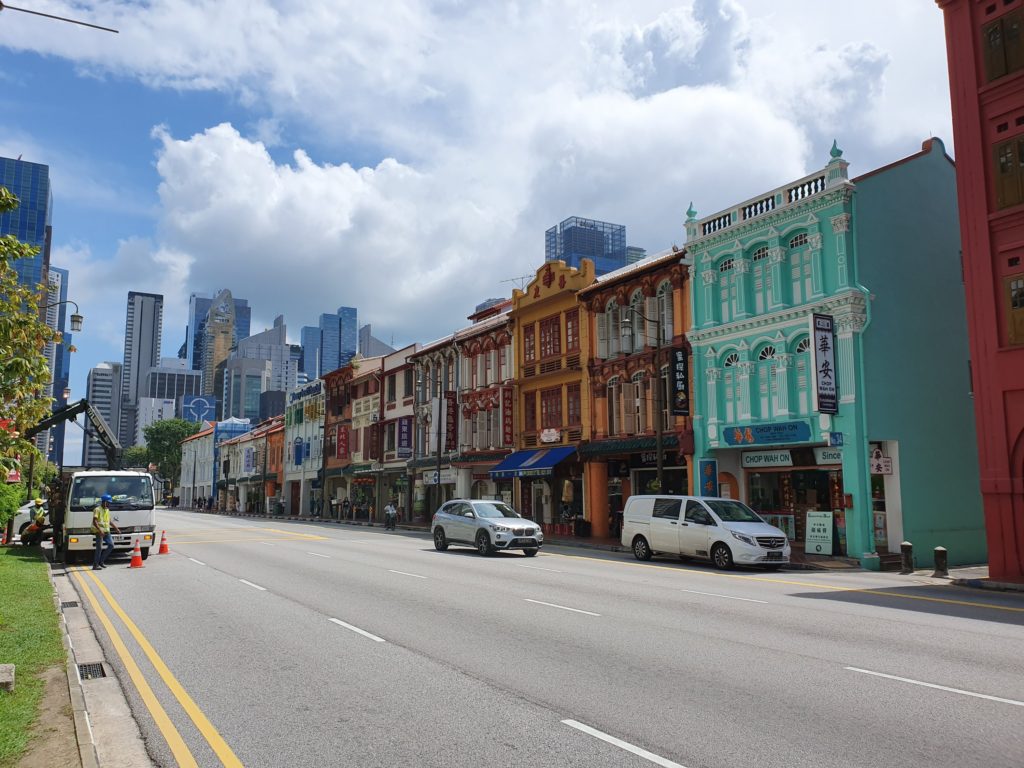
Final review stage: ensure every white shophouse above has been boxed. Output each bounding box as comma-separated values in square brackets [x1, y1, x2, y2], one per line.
[283, 380, 325, 516]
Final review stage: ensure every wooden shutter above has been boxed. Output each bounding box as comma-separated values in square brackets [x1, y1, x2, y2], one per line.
[1006, 11, 1024, 74]
[637, 379, 648, 433]
[597, 312, 609, 358]
[984, 18, 1008, 82]
[995, 140, 1022, 209]
[622, 382, 636, 434]
[645, 296, 659, 344]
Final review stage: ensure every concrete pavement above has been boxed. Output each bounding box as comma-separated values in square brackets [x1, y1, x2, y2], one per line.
[67, 511, 1024, 768]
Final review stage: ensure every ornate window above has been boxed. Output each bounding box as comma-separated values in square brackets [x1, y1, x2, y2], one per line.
[789, 233, 808, 248]
[565, 309, 580, 352]
[794, 337, 811, 414]
[524, 391, 537, 432]
[539, 315, 561, 359]
[657, 281, 674, 344]
[540, 387, 562, 429]
[607, 377, 621, 436]
[752, 246, 769, 261]
[719, 258, 735, 272]
[723, 353, 740, 423]
[796, 337, 811, 353]
[607, 300, 621, 357]
[629, 372, 647, 435]
[626, 292, 644, 353]
[719, 260, 737, 323]
[724, 353, 740, 367]
[523, 325, 536, 363]
[757, 346, 778, 419]
[567, 383, 581, 425]
[758, 345, 777, 360]
[752, 250, 772, 314]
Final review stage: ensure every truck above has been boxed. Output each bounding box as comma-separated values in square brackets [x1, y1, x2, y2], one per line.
[25, 399, 158, 563]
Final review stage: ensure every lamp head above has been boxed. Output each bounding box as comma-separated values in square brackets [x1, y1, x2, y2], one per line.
[70, 312, 83, 332]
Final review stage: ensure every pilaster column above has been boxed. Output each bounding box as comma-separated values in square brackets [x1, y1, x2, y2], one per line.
[737, 361, 754, 420]
[831, 214, 852, 289]
[835, 315, 864, 405]
[768, 247, 786, 308]
[733, 258, 751, 318]
[705, 367, 721, 426]
[808, 233, 824, 297]
[701, 270, 717, 327]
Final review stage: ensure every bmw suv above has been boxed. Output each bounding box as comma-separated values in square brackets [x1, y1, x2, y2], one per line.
[432, 499, 543, 556]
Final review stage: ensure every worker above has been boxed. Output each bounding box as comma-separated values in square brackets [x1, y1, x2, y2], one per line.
[91, 494, 120, 570]
[21, 498, 49, 546]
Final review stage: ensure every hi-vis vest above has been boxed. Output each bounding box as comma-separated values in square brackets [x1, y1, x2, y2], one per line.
[91, 506, 111, 535]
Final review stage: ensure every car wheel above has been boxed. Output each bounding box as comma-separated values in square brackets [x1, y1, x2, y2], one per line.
[632, 535, 652, 561]
[711, 543, 734, 570]
[433, 527, 449, 551]
[475, 530, 494, 556]
[523, 548, 539, 557]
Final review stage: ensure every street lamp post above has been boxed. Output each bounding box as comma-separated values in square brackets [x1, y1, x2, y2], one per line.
[39, 299, 83, 333]
[417, 367, 445, 510]
[623, 306, 664, 492]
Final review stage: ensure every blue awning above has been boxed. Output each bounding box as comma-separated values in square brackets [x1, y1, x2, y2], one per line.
[489, 447, 577, 479]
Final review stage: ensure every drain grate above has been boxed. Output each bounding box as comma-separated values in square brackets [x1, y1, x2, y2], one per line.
[61, 601, 79, 609]
[77, 663, 106, 680]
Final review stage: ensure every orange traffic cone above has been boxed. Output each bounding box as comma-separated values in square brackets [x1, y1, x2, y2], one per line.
[129, 540, 144, 568]
[158, 530, 170, 555]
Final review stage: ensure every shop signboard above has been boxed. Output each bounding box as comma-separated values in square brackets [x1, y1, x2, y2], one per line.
[741, 450, 793, 468]
[812, 314, 838, 414]
[444, 391, 458, 451]
[501, 386, 514, 446]
[869, 447, 893, 475]
[424, 468, 457, 485]
[698, 458, 718, 497]
[540, 428, 561, 443]
[723, 421, 811, 446]
[337, 426, 349, 460]
[805, 510, 834, 555]
[243, 447, 255, 474]
[672, 347, 689, 416]
[397, 416, 413, 458]
[293, 437, 304, 467]
[814, 447, 843, 465]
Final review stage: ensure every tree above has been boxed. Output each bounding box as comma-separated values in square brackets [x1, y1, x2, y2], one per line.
[121, 445, 150, 469]
[0, 187, 62, 479]
[142, 419, 200, 484]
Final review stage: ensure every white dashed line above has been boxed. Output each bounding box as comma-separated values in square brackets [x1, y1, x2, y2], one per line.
[329, 618, 386, 643]
[306, 552, 331, 559]
[517, 564, 565, 573]
[678, 588, 767, 604]
[388, 570, 427, 579]
[524, 599, 600, 616]
[259, 542, 275, 547]
[238, 579, 267, 591]
[845, 667, 1024, 707]
[187, 557, 206, 566]
[562, 719, 687, 767]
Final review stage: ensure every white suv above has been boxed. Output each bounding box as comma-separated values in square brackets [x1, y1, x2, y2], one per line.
[621, 495, 790, 569]
[432, 499, 544, 556]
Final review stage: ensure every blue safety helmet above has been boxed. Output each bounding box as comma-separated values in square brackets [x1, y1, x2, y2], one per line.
[101, 493, 113, 502]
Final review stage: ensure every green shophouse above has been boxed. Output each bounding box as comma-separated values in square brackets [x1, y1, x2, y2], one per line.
[686, 139, 985, 567]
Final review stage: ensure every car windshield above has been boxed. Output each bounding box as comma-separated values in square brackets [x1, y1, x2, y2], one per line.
[704, 500, 764, 524]
[472, 502, 521, 519]
[70, 476, 154, 511]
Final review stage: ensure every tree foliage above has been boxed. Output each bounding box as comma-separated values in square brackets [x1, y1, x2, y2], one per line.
[121, 445, 150, 469]
[0, 187, 62, 476]
[142, 419, 200, 483]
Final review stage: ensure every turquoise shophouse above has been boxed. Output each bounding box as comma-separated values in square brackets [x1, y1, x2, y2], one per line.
[686, 139, 985, 567]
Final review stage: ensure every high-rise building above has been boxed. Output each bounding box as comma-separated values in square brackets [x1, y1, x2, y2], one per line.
[625, 246, 647, 264]
[0, 156, 52, 291]
[300, 325, 321, 379]
[545, 216, 632, 276]
[358, 324, 397, 358]
[185, 291, 251, 371]
[301, 306, 358, 377]
[120, 291, 164, 448]
[142, 358, 202, 415]
[83, 362, 122, 467]
[937, 0, 1024, 582]
[222, 316, 298, 421]
[134, 398, 177, 446]
[46, 267, 72, 464]
[201, 289, 237, 407]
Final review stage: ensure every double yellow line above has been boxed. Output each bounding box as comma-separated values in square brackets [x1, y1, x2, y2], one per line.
[71, 568, 244, 767]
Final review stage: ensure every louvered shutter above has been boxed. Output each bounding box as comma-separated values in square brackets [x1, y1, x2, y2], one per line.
[597, 312, 609, 358]
[622, 382, 636, 434]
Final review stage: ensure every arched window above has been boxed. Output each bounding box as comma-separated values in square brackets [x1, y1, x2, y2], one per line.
[630, 371, 647, 435]
[756, 346, 778, 419]
[789, 233, 812, 304]
[794, 336, 812, 415]
[752, 247, 772, 314]
[789, 233, 808, 248]
[718, 259, 737, 323]
[758, 345, 777, 360]
[752, 246, 769, 261]
[719, 258, 735, 272]
[607, 377, 621, 436]
[629, 291, 644, 352]
[657, 281, 674, 344]
[723, 353, 740, 422]
[607, 301, 621, 357]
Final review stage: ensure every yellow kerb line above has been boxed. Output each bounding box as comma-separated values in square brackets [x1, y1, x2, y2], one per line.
[82, 569, 246, 767]
[544, 552, 1024, 614]
[71, 569, 199, 767]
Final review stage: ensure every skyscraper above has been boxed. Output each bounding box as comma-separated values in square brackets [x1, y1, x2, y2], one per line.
[201, 289, 237, 415]
[83, 362, 122, 467]
[358, 324, 396, 358]
[300, 306, 358, 377]
[120, 292, 164, 447]
[545, 216, 632, 276]
[0, 156, 52, 290]
[46, 267, 72, 464]
[222, 316, 298, 421]
[185, 291, 251, 372]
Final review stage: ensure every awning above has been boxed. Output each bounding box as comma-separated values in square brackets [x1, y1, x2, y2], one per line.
[489, 447, 577, 479]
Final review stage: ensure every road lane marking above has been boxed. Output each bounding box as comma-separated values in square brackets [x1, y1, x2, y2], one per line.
[546, 552, 1024, 614]
[71, 570, 199, 767]
[307, 552, 331, 559]
[172, 535, 328, 544]
[239, 579, 267, 591]
[524, 599, 600, 616]
[80, 569, 244, 767]
[259, 527, 325, 540]
[845, 667, 1024, 707]
[517, 564, 565, 573]
[329, 617, 386, 643]
[678, 588, 767, 604]
[187, 557, 206, 566]
[260, 542, 275, 547]
[388, 569, 427, 579]
[562, 719, 687, 768]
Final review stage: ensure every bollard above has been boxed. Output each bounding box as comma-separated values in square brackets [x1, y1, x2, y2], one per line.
[932, 546, 948, 578]
[900, 541, 914, 574]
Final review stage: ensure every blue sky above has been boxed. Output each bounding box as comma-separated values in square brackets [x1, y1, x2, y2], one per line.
[0, 0, 954, 463]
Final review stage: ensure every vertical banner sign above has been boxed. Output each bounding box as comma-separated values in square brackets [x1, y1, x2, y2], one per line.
[243, 447, 255, 474]
[698, 458, 719, 497]
[337, 426, 349, 460]
[501, 386, 514, 446]
[397, 416, 413, 458]
[294, 438, 304, 467]
[444, 391, 458, 451]
[369, 421, 381, 460]
[672, 347, 690, 416]
[812, 313, 838, 414]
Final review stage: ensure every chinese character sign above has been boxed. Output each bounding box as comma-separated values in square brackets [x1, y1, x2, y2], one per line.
[812, 313, 838, 414]
[397, 416, 413, 458]
[672, 347, 689, 416]
[444, 391, 458, 451]
[337, 426, 349, 459]
[501, 386, 514, 446]
[698, 459, 718, 497]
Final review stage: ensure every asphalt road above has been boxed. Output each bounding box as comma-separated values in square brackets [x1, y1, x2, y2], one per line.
[70, 510, 1024, 768]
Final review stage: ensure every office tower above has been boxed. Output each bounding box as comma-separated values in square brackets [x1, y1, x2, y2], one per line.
[82, 362, 122, 467]
[0, 156, 52, 290]
[39, 268, 73, 459]
[134, 398, 177, 446]
[201, 289, 236, 403]
[222, 358, 272, 421]
[186, 291, 251, 371]
[625, 246, 647, 264]
[222, 316, 298, 421]
[358, 324, 396, 358]
[301, 306, 358, 377]
[300, 325, 320, 379]
[120, 291, 164, 448]
[545, 216, 634, 276]
[142, 358, 202, 414]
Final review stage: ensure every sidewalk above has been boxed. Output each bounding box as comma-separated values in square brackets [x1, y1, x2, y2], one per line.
[945, 564, 1024, 593]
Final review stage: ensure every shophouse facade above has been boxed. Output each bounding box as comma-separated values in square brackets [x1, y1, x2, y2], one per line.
[379, 345, 418, 519]
[578, 250, 693, 538]
[347, 358, 385, 522]
[490, 260, 595, 531]
[264, 416, 285, 515]
[688, 140, 984, 566]
[219, 416, 283, 514]
[180, 424, 214, 508]
[453, 300, 516, 505]
[283, 380, 324, 516]
[322, 362, 356, 519]
[409, 337, 459, 518]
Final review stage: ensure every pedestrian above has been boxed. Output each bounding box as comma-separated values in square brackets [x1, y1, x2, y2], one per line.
[341, 497, 351, 520]
[92, 494, 120, 570]
[384, 499, 398, 530]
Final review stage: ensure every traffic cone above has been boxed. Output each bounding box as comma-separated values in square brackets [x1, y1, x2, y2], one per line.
[158, 530, 170, 555]
[129, 540, 144, 568]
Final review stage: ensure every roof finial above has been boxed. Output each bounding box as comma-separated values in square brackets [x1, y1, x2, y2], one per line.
[830, 140, 843, 160]
[685, 201, 697, 221]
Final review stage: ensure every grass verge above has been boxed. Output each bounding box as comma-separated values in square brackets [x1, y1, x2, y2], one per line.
[0, 547, 65, 767]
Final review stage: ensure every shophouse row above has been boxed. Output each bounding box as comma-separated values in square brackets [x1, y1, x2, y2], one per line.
[180, 138, 986, 567]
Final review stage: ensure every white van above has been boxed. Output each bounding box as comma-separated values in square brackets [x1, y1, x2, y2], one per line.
[621, 495, 791, 570]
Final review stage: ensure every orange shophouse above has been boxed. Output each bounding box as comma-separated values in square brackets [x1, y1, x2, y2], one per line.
[490, 259, 595, 534]
[578, 251, 693, 539]
[264, 416, 285, 516]
[323, 364, 356, 520]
